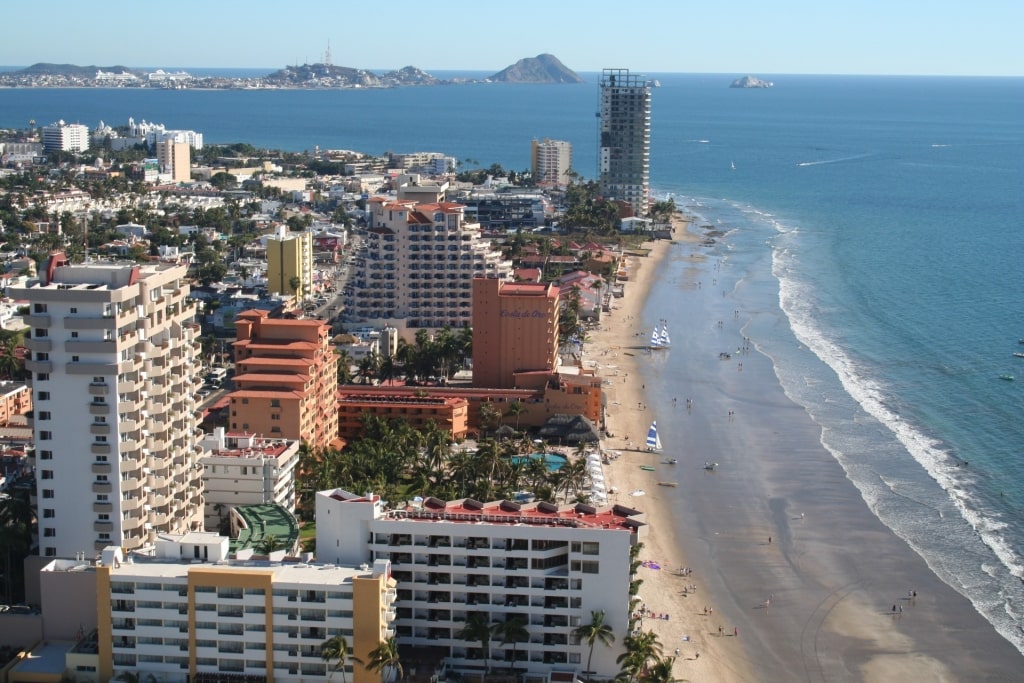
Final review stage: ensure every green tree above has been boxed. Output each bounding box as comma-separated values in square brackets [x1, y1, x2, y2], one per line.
[210, 172, 238, 190]
[320, 634, 360, 683]
[364, 637, 403, 682]
[639, 656, 686, 683]
[493, 615, 530, 671]
[573, 610, 616, 683]
[455, 612, 494, 676]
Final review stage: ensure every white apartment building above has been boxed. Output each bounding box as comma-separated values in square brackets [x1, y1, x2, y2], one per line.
[41, 120, 90, 153]
[199, 428, 302, 528]
[13, 254, 204, 557]
[316, 489, 646, 681]
[347, 199, 512, 333]
[126, 117, 204, 150]
[531, 138, 573, 188]
[38, 535, 396, 683]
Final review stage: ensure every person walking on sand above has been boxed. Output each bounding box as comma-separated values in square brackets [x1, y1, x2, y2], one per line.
[734, 626, 738, 637]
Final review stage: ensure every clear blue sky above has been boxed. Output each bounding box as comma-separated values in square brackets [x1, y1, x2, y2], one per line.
[2, 0, 1022, 76]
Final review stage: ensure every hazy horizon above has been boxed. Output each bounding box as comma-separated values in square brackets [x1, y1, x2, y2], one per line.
[3, 0, 1022, 78]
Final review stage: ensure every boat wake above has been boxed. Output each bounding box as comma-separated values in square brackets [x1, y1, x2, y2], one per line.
[797, 153, 874, 167]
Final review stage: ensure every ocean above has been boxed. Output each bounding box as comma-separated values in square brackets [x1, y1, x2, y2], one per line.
[2, 73, 1023, 651]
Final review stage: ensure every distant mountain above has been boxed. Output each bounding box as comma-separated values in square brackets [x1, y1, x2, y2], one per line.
[379, 66, 441, 86]
[488, 54, 583, 84]
[262, 63, 382, 87]
[14, 62, 142, 77]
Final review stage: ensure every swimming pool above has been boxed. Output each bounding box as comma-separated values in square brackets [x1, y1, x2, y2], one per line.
[511, 452, 568, 472]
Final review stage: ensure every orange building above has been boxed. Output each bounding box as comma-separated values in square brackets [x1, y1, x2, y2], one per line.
[229, 310, 338, 449]
[472, 277, 559, 389]
[0, 381, 32, 427]
[337, 391, 469, 440]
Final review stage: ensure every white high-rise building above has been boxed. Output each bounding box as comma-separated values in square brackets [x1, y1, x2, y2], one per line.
[14, 254, 204, 557]
[41, 120, 90, 153]
[317, 489, 646, 681]
[599, 68, 652, 216]
[347, 199, 512, 333]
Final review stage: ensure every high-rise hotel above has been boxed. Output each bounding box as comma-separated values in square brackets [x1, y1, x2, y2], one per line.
[14, 253, 204, 557]
[598, 68, 652, 217]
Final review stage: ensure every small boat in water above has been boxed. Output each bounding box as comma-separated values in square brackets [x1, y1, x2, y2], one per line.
[704, 461, 718, 471]
[657, 481, 679, 487]
[663, 458, 678, 465]
[1013, 352, 1024, 358]
[998, 374, 1015, 381]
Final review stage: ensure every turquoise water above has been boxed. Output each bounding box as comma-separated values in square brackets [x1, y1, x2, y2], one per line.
[2, 74, 1022, 650]
[511, 453, 568, 472]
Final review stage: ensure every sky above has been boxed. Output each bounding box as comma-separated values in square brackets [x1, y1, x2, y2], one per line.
[1, 0, 1022, 77]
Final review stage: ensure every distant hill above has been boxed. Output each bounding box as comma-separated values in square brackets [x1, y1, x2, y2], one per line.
[379, 66, 441, 86]
[14, 62, 142, 77]
[262, 63, 382, 87]
[488, 54, 583, 84]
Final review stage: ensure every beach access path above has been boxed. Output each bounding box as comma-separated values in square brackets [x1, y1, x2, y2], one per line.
[584, 214, 1023, 681]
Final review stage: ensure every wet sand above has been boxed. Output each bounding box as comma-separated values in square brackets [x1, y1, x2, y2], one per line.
[586, 215, 1023, 681]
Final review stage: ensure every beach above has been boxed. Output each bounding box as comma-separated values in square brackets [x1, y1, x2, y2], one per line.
[585, 215, 1023, 681]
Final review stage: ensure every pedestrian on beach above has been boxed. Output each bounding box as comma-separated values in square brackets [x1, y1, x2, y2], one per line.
[734, 627, 738, 637]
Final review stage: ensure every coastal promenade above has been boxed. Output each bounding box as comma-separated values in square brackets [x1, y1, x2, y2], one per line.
[585, 215, 1023, 681]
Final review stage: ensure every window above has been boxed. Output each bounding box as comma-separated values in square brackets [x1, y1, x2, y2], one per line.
[95, 436, 108, 444]
[34, 328, 48, 338]
[40, 450, 53, 460]
[44, 547, 56, 557]
[43, 528, 56, 537]
[38, 391, 50, 401]
[99, 533, 110, 541]
[98, 513, 110, 521]
[96, 494, 108, 502]
[39, 430, 52, 440]
[39, 411, 51, 420]
[92, 397, 106, 404]
[43, 489, 55, 499]
[33, 303, 47, 313]
[93, 376, 104, 383]
[43, 509, 55, 518]
[71, 331, 79, 338]
[41, 469, 53, 479]
[35, 352, 49, 361]
[270, 399, 281, 408]
[72, 355, 80, 362]
[70, 307, 78, 314]
[37, 373, 49, 381]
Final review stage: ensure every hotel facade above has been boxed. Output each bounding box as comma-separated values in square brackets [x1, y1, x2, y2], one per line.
[471, 277, 560, 390]
[346, 199, 512, 333]
[36, 534, 396, 683]
[316, 489, 645, 681]
[230, 310, 338, 450]
[13, 255, 204, 557]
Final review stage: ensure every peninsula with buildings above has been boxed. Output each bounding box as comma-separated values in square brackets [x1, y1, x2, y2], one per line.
[0, 70, 682, 683]
[0, 54, 583, 89]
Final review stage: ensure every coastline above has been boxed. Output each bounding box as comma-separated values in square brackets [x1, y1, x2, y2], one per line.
[588, 214, 1023, 681]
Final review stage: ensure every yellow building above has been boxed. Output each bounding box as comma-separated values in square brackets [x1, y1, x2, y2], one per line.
[30, 536, 396, 683]
[156, 140, 191, 183]
[266, 228, 313, 299]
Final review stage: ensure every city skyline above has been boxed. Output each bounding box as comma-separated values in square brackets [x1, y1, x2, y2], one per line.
[1, 0, 1022, 77]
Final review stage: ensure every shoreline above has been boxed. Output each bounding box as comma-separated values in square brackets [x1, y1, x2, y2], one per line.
[588, 213, 1023, 681]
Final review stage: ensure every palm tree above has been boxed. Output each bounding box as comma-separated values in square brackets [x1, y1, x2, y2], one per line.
[507, 400, 527, 432]
[255, 534, 282, 555]
[493, 615, 530, 671]
[321, 634, 360, 683]
[618, 630, 664, 683]
[364, 637, 403, 682]
[456, 612, 494, 676]
[573, 610, 616, 682]
[639, 656, 686, 683]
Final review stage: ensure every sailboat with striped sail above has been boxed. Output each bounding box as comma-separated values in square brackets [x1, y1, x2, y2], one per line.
[649, 320, 671, 350]
[645, 421, 662, 452]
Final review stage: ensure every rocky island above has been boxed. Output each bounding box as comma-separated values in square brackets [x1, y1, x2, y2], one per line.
[730, 75, 774, 88]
